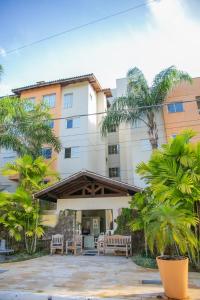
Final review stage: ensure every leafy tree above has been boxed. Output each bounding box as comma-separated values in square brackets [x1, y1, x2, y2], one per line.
[132, 131, 200, 266]
[0, 96, 61, 158]
[101, 66, 191, 149]
[0, 155, 59, 254]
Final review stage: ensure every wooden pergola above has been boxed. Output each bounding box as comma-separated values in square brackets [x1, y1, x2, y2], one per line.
[34, 170, 141, 202]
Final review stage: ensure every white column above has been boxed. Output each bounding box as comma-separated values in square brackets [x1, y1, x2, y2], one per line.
[76, 210, 82, 234]
[112, 208, 119, 231]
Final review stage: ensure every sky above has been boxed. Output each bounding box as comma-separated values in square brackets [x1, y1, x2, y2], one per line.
[0, 0, 200, 96]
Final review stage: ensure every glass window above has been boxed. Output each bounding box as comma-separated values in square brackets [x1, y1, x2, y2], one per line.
[41, 148, 52, 159]
[64, 93, 73, 108]
[167, 102, 183, 113]
[2, 155, 16, 165]
[65, 147, 71, 158]
[71, 146, 80, 158]
[46, 120, 54, 128]
[141, 139, 151, 151]
[64, 146, 80, 158]
[66, 118, 80, 129]
[109, 167, 120, 178]
[43, 94, 56, 108]
[196, 96, 200, 113]
[108, 125, 117, 133]
[25, 97, 35, 111]
[108, 144, 120, 155]
[66, 119, 73, 129]
[73, 118, 80, 128]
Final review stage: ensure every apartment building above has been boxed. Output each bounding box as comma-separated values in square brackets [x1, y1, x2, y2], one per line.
[0, 74, 111, 191]
[164, 77, 200, 142]
[1, 75, 200, 193]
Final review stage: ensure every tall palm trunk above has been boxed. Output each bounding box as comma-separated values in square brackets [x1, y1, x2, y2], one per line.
[146, 111, 159, 149]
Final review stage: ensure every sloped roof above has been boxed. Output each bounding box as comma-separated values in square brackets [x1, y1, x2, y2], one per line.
[34, 170, 140, 202]
[12, 74, 112, 97]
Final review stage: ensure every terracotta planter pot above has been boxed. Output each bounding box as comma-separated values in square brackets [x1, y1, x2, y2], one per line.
[156, 256, 188, 300]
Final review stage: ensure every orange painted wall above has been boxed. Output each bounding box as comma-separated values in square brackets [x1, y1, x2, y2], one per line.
[20, 84, 62, 170]
[163, 78, 200, 143]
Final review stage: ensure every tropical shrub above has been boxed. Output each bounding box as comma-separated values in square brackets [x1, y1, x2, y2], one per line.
[0, 155, 59, 254]
[131, 130, 200, 267]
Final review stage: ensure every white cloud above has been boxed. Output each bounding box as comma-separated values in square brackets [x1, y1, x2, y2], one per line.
[81, 0, 200, 87]
[0, 47, 6, 57]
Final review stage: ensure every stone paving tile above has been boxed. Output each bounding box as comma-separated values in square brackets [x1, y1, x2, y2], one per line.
[0, 255, 199, 299]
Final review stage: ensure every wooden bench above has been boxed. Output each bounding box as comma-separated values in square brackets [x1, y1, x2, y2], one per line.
[97, 235, 132, 258]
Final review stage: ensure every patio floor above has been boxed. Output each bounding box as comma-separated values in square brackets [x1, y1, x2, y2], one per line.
[0, 255, 199, 299]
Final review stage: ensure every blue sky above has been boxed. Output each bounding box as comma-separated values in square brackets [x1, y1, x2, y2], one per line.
[0, 0, 200, 96]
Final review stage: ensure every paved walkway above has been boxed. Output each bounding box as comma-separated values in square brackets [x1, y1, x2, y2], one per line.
[0, 255, 199, 299]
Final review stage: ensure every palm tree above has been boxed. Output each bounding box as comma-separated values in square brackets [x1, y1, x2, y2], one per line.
[135, 130, 200, 264]
[145, 203, 198, 258]
[101, 66, 191, 149]
[0, 96, 61, 158]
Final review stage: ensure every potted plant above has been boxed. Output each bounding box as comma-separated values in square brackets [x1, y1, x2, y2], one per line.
[146, 204, 198, 299]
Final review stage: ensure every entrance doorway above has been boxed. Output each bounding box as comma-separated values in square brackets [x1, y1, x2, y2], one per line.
[81, 210, 108, 249]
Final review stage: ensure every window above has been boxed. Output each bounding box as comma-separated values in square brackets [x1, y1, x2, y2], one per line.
[2, 155, 16, 165]
[64, 93, 73, 108]
[141, 139, 151, 151]
[108, 125, 117, 133]
[108, 144, 120, 155]
[66, 118, 80, 129]
[64, 146, 80, 158]
[196, 96, 200, 113]
[167, 102, 183, 113]
[132, 119, 141, 128]
[43, 94, 56, 108]
[109, 167, 120, 178]
[25, 97, 35, 111]
[46, 120, 54, 128]
[41, 148, 52, 159]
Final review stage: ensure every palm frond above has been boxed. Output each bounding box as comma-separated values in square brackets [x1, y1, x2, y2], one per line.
[151, 66, 191, 105]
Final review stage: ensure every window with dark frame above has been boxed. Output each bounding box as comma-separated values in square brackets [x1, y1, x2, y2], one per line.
[43, 94, 56, 108]
[41, 148, 52, 159]
[108, 125, 117, 133]
[64, 147, 80, 158]
[108, 144, 119, 155]
[65, 147, 71, 158]
[109, 167, 120, 178]
[66, 118, 80, 129]
[196, 96, 200, 113]
[167, 102, 184, 113]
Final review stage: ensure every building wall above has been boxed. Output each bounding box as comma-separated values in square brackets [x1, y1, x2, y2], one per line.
[57, 82, 107, 178]
[164, 78, 200, 142]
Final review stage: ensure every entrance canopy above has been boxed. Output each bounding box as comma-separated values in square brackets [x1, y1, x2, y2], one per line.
[35, 170, 141, 202]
